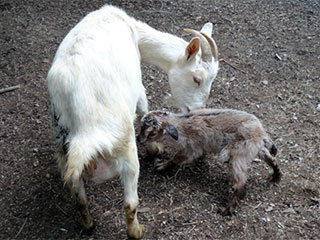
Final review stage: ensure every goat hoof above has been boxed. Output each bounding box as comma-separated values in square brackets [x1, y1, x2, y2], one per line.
[154, 161, 166, 171]
[82, 219, 95, 233]
[147, 142, 165, 156]
[220, 206, 234, 216]
[127, 224, 146, 239]
[272, 171, 282, 183]
[154, 158, 170, 171]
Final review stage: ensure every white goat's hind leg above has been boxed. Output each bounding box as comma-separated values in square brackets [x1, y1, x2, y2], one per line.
[121, 140, 145, 239]
[56, 147, 93, 230]
[72, 178, 94, 231]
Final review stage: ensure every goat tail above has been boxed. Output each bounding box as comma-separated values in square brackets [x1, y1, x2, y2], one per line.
[64, 147, 88, 187]
[63, 135, 109, 187]
[263, 138, 277, 157]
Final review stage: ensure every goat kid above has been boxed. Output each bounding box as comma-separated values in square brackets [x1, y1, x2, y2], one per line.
[47, 4, 218, 239]
[139, 109, 282, 215]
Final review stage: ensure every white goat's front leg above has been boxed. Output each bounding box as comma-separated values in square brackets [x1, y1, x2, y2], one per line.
[136, 93, 149, 120]
[121, 138, 145, 239]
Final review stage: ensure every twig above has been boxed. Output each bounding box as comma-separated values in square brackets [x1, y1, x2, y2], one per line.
[138, 10, 171, 14]
[174, 221, 200, 227]
[0, 85, 21, 94]
[101, 191, 111, 200]
[219, 58, 247, 74]
[252, 202, 262, 210]
[56, 204, 68, 216]
[15, 218, 28, 238]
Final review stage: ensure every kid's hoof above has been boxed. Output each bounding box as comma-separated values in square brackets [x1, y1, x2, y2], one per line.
[154, 158, 170, 171]
[272, 171, 282, 183]
[147, 142, 165, 156]
[82, 218, 95, 232]
[128, 224, 146, 239]
[220, 206, 234, 216]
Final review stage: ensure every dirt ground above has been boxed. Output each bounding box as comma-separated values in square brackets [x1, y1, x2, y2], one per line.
[1, 0, 319, 239]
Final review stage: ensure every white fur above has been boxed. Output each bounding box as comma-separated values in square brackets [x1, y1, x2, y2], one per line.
[47, 4, 218, 237]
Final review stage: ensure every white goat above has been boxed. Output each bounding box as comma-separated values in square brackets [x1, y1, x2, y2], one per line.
[139, 109, 282, 215]
[47, 4, 218, 239]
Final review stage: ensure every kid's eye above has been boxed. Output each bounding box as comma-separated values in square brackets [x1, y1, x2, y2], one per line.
[149, 132, 156, 137]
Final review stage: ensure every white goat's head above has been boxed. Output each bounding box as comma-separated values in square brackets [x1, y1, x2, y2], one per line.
[167, 23, 219, 113]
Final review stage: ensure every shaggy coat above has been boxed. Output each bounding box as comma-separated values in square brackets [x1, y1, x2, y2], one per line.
[139, 108, 281, 215]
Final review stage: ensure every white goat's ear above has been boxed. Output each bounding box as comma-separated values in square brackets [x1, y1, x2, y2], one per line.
[200, 22, 213, 36]
[164, 124, 179, 141]
[185, 37, 200, 62]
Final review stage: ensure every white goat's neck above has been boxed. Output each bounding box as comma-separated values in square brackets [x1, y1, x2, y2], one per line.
[135, 21, 187, 73]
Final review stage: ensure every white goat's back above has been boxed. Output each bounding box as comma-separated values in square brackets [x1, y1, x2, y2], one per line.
[47, 6, 144, 184]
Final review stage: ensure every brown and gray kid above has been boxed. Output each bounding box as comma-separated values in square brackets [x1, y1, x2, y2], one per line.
[139, 108, 282, 215]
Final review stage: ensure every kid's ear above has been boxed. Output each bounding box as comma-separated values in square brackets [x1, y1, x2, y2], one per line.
[164, 124, 179, 141]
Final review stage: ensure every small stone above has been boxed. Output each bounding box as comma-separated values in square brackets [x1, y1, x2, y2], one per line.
[253, 158, 261, 163]
[262, 80, 268, 85]
[283, 208, 295, 214]
[33, 159, 39, 167]
[317, 104, 320, 111]
[45, 173, 51, 179]
[265, 206, 273, 212]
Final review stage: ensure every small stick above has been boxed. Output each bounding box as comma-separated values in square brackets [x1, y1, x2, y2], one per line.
[15, 218, 28, 238]
[0, 85, 21, 94]
[56, 204, 68, 216]
[101, 191, 111, 200]
[174, 221, 200, 227]
[219, 58, 247, 74]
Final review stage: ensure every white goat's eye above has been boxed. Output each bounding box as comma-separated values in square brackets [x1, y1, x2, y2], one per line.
[193, 77, 201, 86]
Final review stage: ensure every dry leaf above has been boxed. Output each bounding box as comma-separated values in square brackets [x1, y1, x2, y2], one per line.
[157, 210, 166, 215]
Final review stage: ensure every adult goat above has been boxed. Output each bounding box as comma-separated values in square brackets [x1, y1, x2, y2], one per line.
[47, 4, 218, 239]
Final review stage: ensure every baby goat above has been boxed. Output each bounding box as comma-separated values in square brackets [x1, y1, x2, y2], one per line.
[139, 109, 281, 215]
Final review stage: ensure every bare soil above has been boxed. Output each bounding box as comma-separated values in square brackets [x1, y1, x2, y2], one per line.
[1, 0, 319, 239]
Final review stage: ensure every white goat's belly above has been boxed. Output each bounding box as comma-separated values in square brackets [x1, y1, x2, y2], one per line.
[89, 160, 119, 184]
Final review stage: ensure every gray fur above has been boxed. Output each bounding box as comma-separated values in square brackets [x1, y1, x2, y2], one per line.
[139, 108, 281, 215]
